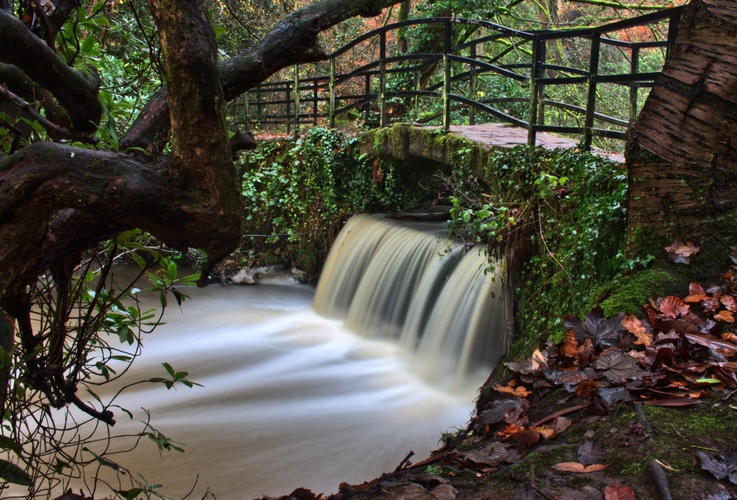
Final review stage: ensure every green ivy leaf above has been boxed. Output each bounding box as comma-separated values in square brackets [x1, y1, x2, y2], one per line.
[0, 459, 32, 486]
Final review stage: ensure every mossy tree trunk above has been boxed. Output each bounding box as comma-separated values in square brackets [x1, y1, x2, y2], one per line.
[627, 0, 737, 257]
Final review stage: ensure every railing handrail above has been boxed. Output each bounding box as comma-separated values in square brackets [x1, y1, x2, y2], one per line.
[237, 6, 686, 147]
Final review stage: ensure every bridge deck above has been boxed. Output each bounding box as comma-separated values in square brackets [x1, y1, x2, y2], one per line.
[440, 123, 625, 163]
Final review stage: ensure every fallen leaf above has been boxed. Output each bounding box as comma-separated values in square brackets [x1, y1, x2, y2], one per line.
[505, 348, 547, 375]
[621, 314, 653, 347]
[477, 395, 529, 426]
[641, 399, 703, 407]
[604, 484, 636, 500]
[721, 295, 737, 312]
[459, 441, 512, 468]
[659, 296, 690, 318]
[577, 337, 596, 367]
[684, 332, 737, 353]
[715, 310, 735, 323]
[563, 307, 625, 349]
[493, 384, 531, 398]
[577, 440, 604, 466]
[534, 416, 572, 440]
[556, 330, 579, 368]
[697, 451, 737, 485]
[529, 404, 590, 428]
[510, 429, 540, 447]
[690, 282, 707, 296]
[665, 237, 700, 264]
[593, 348, 645, 384]
[551, 462, 609, 473]
[722, 333, 737, 343]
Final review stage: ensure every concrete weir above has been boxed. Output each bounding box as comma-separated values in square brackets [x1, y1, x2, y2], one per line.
[361, 123, 624, 183]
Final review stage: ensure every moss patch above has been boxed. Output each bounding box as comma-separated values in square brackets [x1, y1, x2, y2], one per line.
[590, 266, 688, 316]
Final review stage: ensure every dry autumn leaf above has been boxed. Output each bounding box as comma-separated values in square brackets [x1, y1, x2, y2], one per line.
[659, 296, 690, 318]
[665, 237, 700, 264]
[621, 314, 652, 347]
[721, 295, 737, 312]
[722, 333, 737, 343]
[551, 462, 609, 473]
[690, 282, 707, 296]
[493, 384, 531, 398]
[560, 330, 579, 357]
[505, 348, 547, 375]
[698, 451, 737, 485]
[715, 310, 735, 323]
[604, 483, 636, 500]
[592, 348, 645, 384]
[578, 337, 596, 367]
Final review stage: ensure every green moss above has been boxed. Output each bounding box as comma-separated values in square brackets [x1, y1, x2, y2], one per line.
[591, 266, 688, 316]
[643, 404, 733, 437]
[619, 460, 645, 475]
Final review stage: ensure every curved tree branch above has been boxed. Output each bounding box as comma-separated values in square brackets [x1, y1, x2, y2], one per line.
[0, 9, 101, 133]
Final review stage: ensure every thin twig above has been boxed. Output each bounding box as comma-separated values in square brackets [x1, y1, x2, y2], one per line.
[0, 85, 98, 145]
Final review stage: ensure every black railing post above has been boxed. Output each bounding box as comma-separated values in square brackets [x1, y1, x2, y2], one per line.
[365, 73, 372, 124]
[329, 58, 336, 128]
[293, 65, 300, 138]
[244, 94, 250, 132]
[528, 36, 544, 146]
[629, 46, 640, 125]
[584, 34, 601, 150]
[414, 69, 420, 120]
[379, 30, 387, 127]
[285, 81, 291, 135]
[313, 78, 319, 125]
[537, 41, 546, 127]
[469, 44, 477, 126]
[442, 19, 452, 131]
[666, 10, 681, 60]
[256, 85, 262, 129]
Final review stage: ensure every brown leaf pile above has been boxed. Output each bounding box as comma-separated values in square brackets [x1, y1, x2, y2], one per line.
[459, 275, 737, 482]
[502, 278, 737, 413]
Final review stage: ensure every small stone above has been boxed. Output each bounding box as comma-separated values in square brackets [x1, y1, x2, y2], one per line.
[584, 430, 595, 439]
[430, 484, 457, 500]
[386, 483, 433, 500]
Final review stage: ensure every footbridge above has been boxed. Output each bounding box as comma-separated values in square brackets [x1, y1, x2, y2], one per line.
[234, 6, 684, 156]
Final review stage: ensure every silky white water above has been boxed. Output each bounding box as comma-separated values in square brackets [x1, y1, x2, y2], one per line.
[59, 279, 481, 499]
[16, 215, 509, 499]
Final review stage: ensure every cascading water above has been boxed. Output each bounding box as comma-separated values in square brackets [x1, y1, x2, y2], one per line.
[314, 214, 509, 392]
[26, 214, 510, 500]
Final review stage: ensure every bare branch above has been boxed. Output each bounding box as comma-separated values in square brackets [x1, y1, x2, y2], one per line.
[0, 85, 97, 144]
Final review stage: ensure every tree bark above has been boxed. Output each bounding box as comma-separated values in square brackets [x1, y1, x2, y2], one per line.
[626, 0, 737, 247]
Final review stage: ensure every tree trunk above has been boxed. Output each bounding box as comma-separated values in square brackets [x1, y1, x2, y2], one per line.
[626, 0, 737, 254]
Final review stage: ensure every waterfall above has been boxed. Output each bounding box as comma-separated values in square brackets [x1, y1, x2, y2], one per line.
[313, 214, 510, 391]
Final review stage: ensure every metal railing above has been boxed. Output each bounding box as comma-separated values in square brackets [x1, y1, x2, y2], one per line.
[234, 6, 685, 148]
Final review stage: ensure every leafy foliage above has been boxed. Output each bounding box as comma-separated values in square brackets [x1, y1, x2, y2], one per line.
[0, 232, 201, 496]
[239, 127, 438, 276]
[445, 145, 629, 348]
